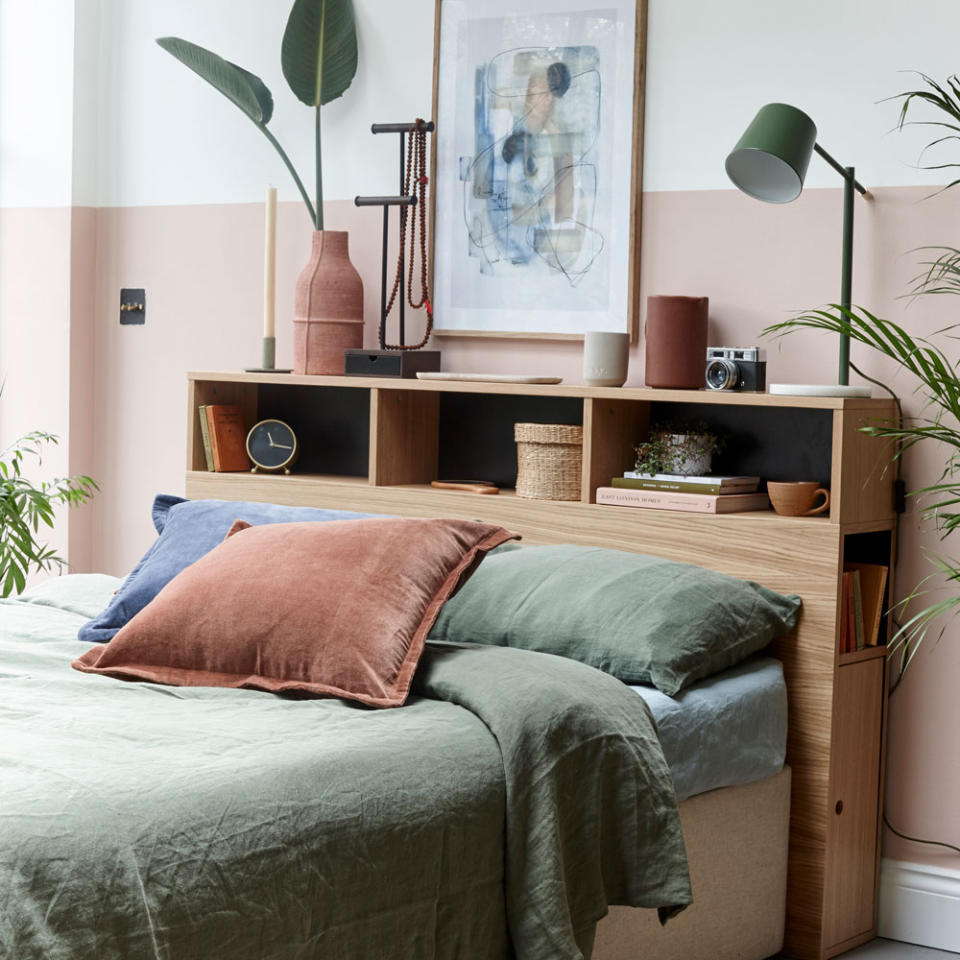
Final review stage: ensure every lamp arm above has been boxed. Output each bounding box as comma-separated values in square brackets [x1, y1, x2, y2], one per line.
[814, 143, 872, 199]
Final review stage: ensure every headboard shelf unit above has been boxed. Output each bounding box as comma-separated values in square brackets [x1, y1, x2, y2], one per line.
[186, 371, 896, 960]
[188, 372, 896, 526]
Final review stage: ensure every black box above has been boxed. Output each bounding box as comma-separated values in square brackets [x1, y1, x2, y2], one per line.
[343, 349, 442, 379]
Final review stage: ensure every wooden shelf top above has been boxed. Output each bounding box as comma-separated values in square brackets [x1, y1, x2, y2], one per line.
[187, 470, 369, 486]
[188, 370, 896, 411]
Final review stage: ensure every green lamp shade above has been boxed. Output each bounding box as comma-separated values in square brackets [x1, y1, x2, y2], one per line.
[725, 103, 817, 203]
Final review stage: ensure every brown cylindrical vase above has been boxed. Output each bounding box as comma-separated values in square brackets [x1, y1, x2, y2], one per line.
[644, 295, 709, 389]
[293, 231, 364, 376]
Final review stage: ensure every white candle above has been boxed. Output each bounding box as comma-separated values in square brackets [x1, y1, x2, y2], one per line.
[263, 186, 277, 339]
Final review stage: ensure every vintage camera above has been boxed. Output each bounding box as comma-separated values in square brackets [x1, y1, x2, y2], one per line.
[705, 347, 766, 391]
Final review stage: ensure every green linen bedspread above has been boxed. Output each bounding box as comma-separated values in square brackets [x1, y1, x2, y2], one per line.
[0, 575, 690, 960]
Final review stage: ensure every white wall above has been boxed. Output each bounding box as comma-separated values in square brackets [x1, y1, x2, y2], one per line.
[0, 0, 98, 573]
[86, 0, 960, 209]
[6, 0, 959, 206]
[90, 0, 435, 209]
[644, 0, 960, 192]
[0, 0, 77, 207]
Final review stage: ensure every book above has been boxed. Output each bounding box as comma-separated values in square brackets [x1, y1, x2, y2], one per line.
[845, 572, 856, 654]
[845, 562, 889, 647]
[197, 404, 214, 471]
[840, 571, 852, 653]
[851, 569, 864, 650]
[205, 404, 251, 472]
[596, 487, 770, 514]
[622, 472, 761, 491]
[613, 476, 760, 495]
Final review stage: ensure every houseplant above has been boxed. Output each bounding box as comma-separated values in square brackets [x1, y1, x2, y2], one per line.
[766, 72, 960, 673]
[635, 423, 724, 477]
[0, 430, 97, 597]
[157, 0, 363, 375]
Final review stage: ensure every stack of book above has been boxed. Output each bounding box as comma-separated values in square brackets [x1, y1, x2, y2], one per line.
[596, 473, 768, 514]
[840, 562, 889, 652]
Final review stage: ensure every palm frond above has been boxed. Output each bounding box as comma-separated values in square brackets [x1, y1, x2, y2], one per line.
[885, 72, 960, 197]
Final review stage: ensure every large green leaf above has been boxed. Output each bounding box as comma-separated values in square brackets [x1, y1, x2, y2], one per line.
[156, 37, 274, 125]
[281, 0, 358, 107]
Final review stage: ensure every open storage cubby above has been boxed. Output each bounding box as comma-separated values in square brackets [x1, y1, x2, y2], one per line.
[839, 529, 895, 658]
[646, 402, 834, 485]
[185, 371, 898, 960]
[438, 392, 582, 489]
[259, 384, 369, 477]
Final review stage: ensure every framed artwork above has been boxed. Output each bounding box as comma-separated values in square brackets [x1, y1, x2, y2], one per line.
[430, 0, 647, 340]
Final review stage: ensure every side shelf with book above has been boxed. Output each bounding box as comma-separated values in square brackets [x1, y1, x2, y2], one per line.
[841, 563, 889, 655]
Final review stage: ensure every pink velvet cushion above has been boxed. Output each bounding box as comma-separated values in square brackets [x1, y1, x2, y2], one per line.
[73, 517, 519, 708]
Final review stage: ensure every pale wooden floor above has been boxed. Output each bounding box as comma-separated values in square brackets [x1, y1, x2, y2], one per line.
[773, 941, 958, 959]
[834, 939, 957, 958]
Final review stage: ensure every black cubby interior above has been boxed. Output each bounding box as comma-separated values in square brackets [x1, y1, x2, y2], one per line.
[257, 384, 369, 476]
[843, 530, 893, 646]
[438, 393, 583, 488]
[647, 402, 833, 485]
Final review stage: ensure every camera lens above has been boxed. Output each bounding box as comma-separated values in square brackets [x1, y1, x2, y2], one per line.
[705, 357, 738, 390]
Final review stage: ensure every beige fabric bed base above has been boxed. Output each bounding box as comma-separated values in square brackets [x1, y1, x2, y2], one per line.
[594, 767, 791, 960]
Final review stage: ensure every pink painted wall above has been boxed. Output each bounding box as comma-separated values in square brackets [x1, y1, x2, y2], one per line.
[0, 206, 73, 572]
[84, 184, 960, 872]
[68, 206, 98, 572]
[0, 205, 99, 580]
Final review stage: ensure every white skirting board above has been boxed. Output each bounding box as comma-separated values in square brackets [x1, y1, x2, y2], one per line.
[879, 858, 960, 952]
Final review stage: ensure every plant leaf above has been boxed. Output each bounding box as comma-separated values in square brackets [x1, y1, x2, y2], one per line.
[156, 37, 274, 125]
[281, 0, 358, 107]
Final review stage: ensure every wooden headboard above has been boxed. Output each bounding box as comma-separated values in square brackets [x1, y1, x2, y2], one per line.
[186, 372, 896, 960]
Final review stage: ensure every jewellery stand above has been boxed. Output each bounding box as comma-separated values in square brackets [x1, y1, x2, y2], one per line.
[345, 120, 441, 379]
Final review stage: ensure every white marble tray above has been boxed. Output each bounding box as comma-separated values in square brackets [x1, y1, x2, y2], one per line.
[416, 372, 563, 384]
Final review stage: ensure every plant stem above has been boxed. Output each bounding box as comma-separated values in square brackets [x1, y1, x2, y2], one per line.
[315, 105, 324, 231]
[254, 121, 318, 228]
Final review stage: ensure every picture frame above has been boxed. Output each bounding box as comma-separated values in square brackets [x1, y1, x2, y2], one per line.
[429, 0, 647, 341]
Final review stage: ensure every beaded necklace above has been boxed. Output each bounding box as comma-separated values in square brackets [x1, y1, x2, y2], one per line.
[382, 119, 433, 350]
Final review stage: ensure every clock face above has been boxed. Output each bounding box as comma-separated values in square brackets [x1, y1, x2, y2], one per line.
[246, 419, 297, 471]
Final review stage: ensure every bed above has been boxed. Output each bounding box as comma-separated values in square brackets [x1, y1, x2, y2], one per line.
[4, 571, 692, 960]
[1, 530, 793, 960]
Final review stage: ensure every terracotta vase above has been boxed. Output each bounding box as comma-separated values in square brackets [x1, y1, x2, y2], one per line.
[293, 231, 364, 375]
[644, 295, 709, 389]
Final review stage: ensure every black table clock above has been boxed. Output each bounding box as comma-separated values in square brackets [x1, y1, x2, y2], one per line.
[246, 419, 298, 474]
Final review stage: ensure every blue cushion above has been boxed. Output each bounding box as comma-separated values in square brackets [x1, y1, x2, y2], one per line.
[79, 496, 380, 644]
[152, 494, 186, 534]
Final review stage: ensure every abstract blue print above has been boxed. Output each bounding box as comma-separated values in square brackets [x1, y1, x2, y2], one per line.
[463, 45, 603, 287]
[434, 1, 636, 335]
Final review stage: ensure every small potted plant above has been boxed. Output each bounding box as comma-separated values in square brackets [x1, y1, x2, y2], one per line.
[0, 429, 97, 596]
[634, 423, 724, 477]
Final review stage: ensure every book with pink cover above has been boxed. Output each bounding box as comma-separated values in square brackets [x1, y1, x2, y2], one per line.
[596, 487, 771, 514]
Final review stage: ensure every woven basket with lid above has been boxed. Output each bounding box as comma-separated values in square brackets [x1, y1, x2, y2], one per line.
[514, 423, 583, 501]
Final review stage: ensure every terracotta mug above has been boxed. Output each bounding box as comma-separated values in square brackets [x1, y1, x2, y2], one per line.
[767, 481, 830, 517]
